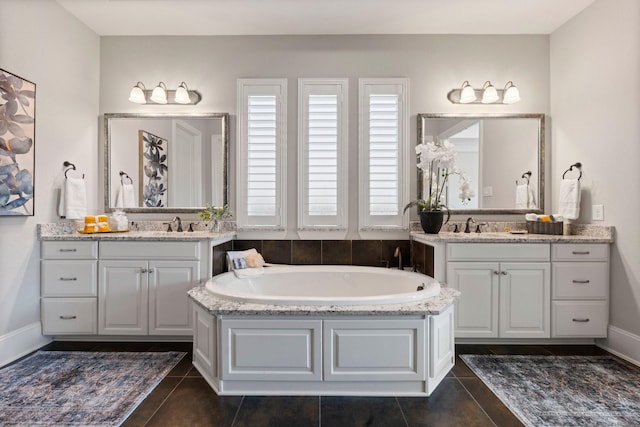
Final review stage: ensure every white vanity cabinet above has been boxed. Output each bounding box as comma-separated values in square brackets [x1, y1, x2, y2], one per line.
[98, 241, 201, 336]
[41, 241, 98, 335]
[446, 243, 551, 339]
[551, 243, 609, 337]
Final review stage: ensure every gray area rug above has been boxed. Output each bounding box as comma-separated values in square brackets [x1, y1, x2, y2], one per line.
[461, 354, 640, 427]
[0, 351, 185, 426]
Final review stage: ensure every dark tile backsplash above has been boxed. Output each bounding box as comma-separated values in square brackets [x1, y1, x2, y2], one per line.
[226, 239, 420, 272]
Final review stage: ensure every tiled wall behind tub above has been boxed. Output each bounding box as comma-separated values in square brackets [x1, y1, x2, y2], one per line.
[212, 240, 416, 276]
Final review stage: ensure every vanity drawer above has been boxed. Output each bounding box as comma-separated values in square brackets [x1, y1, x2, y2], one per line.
[41, 241, 98, 259]
[41, 298, 97, 335]
[447, 243, 550, 262]
[552, 262, 609, 300]
[552, 301, 608, 338]
[552, 244, 609, 261]
[99, 241, 200, 260]
[41, 260, 97, 297]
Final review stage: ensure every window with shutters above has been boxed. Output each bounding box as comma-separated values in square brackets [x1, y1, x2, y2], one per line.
[298, 79, 348, 233]
[358, 78, 409, 231]
[237, 79, 287, 231]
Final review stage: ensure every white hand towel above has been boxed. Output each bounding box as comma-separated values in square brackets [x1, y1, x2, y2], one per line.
[115, 183, 136, 208]
[559, 179, 581, 220]
[515, 184, 529, 209]
[63, 177, 87, 219]
[527, 185, 537, 209]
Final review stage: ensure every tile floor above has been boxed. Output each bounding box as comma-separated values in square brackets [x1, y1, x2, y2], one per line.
[40, 341, 613, 427]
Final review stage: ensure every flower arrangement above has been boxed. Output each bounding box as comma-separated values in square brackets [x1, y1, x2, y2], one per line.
[198, 204, 232, 232]
[404, 139, 475, 214]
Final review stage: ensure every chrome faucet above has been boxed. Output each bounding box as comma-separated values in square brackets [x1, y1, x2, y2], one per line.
[394, 246, 403, 270]
[172, 216, 183, 232]
[464, 217, 476, 233]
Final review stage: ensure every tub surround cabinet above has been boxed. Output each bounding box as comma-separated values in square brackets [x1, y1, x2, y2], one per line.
[413, 232, 612, 341]
[191, 303, 455, 396]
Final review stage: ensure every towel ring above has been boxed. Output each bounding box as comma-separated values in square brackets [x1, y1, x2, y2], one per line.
[63, 161, 84, 179]
[562, 162, 582, 180]
[516, 171, 532, 186]
[119, 171, 133, 185]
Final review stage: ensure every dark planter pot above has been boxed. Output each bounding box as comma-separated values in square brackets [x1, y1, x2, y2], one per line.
[419, 210, 448, 234]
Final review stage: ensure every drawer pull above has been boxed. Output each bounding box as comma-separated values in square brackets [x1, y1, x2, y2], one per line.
[500, 271, 508, 275]
[572, 279, 590, 284]
[572, 318, 590, 323]
[59, 315, 77, 320]
[59, 277, 78, 281]
[572, 251, 590, 255]
[493, 271, 500, 275]
[59, 248, 77, 252]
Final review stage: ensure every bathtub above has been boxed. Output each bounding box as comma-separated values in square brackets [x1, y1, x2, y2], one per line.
[205, 265, 441, 306]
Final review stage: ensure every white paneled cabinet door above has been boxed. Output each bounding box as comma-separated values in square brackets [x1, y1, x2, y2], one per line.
[446, 262, 499, 338]
[149, 260, 199, 335]
[99, 260, 148, 335]
[499, 262, 551, 338]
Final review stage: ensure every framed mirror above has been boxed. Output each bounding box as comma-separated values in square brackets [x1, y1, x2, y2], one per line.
[417, 113, 545, 214]
[104, 113, 229, 213]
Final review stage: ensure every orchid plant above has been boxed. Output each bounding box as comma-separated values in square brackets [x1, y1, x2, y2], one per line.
[404, 139, 475, 214]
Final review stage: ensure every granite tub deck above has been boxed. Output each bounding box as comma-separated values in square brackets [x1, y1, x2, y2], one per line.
[188, 285, 459, 316]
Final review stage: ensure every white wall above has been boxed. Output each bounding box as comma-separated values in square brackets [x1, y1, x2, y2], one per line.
[551, 0, 640, 350]
[0, 0, 100, 360]
[100, 34, 550, 237]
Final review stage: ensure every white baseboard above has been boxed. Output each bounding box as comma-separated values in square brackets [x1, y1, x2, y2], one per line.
[0, 322, 51, 367]
[597, 325, 640, 367]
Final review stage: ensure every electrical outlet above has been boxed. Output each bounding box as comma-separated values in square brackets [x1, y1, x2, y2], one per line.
[483, 186, 493, 197]
[592, 204, 604, 221]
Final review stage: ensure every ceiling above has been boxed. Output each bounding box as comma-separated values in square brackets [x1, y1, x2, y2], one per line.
[56, 0, 596, 36]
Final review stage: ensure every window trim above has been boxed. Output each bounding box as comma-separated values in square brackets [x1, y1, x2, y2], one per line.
[236, 78, 287, 235]
[358, 77, 410, 235]
[297, 78, 349, 237]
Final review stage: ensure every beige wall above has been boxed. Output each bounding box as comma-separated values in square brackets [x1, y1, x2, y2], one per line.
[0, 0, 100, 347]
[100, 34, 551, 237]
[551, 0, 640, 344]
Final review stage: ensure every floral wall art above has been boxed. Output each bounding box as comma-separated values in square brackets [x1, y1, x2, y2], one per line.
[0, 68, 35, 216]
[138, 130, 168, 207]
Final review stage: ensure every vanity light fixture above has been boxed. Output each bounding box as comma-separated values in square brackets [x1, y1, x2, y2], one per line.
[459, 81, 477, 104]
[481, 81, 499, 104]
[447, 80, 521, 104]
[128, 82, 147, 104]
[174, 82, 191, 104]
[150, 82, 168, 104]
[502, 81, 521, 104]
[127, 81, 202, 105]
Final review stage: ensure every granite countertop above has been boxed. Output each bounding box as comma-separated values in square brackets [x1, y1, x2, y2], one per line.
[38, 221, 236, 242]
[187, 285, 460, 316]
[411, 223, 614, 244]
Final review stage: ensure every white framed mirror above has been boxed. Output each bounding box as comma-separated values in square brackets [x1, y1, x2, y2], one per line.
[417, 113, 545, 214]
[104, 113, 229, 213]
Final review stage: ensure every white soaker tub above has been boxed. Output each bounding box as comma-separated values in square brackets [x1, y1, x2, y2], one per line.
[205, 265, 440, 305]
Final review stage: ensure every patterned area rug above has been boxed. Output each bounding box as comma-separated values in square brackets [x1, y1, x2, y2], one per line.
[0, 351, 185, 426]
[461, 354, 640, 427]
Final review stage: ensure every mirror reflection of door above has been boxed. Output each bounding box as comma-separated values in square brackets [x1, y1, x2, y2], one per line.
[171, 120, 203, 207]
[440, 121, 480, 209]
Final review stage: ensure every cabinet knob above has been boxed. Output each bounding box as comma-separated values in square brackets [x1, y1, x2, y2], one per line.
[141, 268, 148, 273]
[493, 271, 500, 275]
[501, 271, 508, 275]
[572, 318, 590, 323]
[59, 315, 77, 320]
[59, 277, 78, 281]
[572, 279, 590, 284]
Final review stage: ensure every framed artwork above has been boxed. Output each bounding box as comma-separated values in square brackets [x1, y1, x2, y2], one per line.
[0, 68, 35, 216]
[138, 130, 168, 207]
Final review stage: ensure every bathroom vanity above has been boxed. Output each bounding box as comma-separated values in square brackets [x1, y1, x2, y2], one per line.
[38, 224, 234, 338]
[412, 226, 614, 341]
